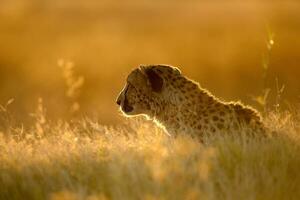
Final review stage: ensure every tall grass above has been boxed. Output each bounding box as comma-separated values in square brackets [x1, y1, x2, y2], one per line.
[1, 35, 298, 200]
[0, 108, 299, 200]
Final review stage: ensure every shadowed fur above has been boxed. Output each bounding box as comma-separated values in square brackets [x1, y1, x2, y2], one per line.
[116, 64, 266, 138]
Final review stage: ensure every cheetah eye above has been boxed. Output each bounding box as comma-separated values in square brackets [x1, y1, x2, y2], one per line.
[126, 82, 140, 95]
[126, 82, 133, 90]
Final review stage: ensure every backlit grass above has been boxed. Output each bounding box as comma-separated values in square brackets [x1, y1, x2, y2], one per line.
[0, 110, 299, 200]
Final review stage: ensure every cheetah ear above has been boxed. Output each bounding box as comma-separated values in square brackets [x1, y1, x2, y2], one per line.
[144, 68, 163, 93]
[174, 67, 181, 75]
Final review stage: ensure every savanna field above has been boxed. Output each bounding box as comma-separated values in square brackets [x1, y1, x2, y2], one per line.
[1, 102, 300, 200]
[1, 0, 300, 200]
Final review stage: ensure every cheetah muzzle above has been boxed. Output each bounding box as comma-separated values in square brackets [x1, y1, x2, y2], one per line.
[116, 64, 266, 138]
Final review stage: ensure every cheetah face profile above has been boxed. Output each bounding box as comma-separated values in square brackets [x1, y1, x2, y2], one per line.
[116, 65, 180, 117]
[116, 64, 265, 137]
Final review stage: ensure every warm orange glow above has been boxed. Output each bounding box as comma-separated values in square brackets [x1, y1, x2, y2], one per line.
[0, 1, 299, 124]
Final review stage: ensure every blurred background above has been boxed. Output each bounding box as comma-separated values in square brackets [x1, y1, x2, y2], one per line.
[0, 0, 299, 125]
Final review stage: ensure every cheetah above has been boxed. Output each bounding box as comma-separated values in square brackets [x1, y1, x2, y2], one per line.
[116, 64, 266, 138]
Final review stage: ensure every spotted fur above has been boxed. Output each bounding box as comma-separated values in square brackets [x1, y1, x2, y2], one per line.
[116, 64, 265, 138]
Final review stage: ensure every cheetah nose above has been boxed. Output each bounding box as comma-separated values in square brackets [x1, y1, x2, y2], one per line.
[116, 99, 121, 106]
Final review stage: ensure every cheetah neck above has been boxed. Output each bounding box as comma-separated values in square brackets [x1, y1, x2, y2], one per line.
[144, 72, 264, 137]
[153, 80, 220, 136]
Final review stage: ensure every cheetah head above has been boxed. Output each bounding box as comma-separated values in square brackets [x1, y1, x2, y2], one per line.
[116, 64, 181, 118]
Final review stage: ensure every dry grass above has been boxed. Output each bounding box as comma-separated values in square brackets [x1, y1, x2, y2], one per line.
[0, 1, 300, 199]
[0, 107, 299, 200]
